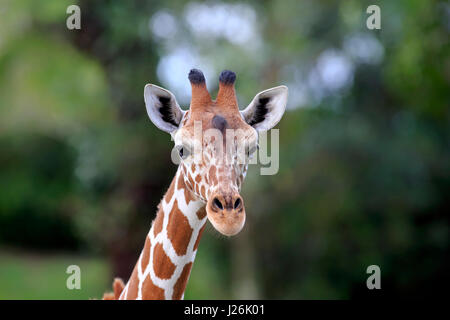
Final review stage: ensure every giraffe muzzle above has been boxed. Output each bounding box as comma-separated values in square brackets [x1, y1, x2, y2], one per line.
[206, 191, 246, 236]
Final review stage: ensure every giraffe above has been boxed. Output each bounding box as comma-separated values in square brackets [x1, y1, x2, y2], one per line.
[102, 69, 288, 300]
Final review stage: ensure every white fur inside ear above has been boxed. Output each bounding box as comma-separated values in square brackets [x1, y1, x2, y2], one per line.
[241, 85, 288, 131]
[144, 84, 185, 133]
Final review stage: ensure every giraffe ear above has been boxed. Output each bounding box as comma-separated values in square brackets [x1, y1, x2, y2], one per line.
[144, 84, 185, 133]
[241, 85, 288, 131]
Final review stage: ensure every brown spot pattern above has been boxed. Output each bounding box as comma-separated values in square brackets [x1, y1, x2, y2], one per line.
[177, 173, 185, 190]
[172, 262, 193, 300]
[140, 237, 151, 271]
[153, 243, 176, 279]
[152, 209, 164, 237]
[165, 178, 176, 201]
[209, 166, 218, 185]
[188, 173, 195, 189]
[194, 224, 206, 250]
[195, 184, 200, 195]
[178, 174, 194, 205]
[125, 266, 139, 299]
[184, 188, 192, 204]
[200, 185, 206, 199]
[196, 206, 206, 220]
[167, 200, 193, 256]
[184, 185, 197, 205]
[141, 276, 165, 300]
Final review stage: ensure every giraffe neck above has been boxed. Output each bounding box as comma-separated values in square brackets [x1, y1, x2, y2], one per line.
[119, 167, 207, 300]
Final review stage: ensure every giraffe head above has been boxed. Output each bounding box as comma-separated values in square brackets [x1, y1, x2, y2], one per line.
[144, 69, 287, 236]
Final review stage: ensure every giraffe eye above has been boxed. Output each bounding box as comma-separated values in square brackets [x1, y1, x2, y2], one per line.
[246, 144, 258, 158]
[177, 144, 191, 160]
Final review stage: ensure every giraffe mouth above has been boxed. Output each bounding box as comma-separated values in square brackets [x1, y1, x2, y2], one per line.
[205, 192, 246, 236]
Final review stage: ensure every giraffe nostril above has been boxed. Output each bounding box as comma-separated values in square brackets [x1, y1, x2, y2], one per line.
[234, 198, 241, 210]
[213, 198, 223, 211]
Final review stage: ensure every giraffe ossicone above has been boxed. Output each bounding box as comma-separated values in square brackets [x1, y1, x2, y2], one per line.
[103, 69, 288, 300]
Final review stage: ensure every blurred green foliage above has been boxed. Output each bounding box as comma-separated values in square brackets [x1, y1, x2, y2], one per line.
[0, 0, 448, 299]
[0, 248, 109, 299]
